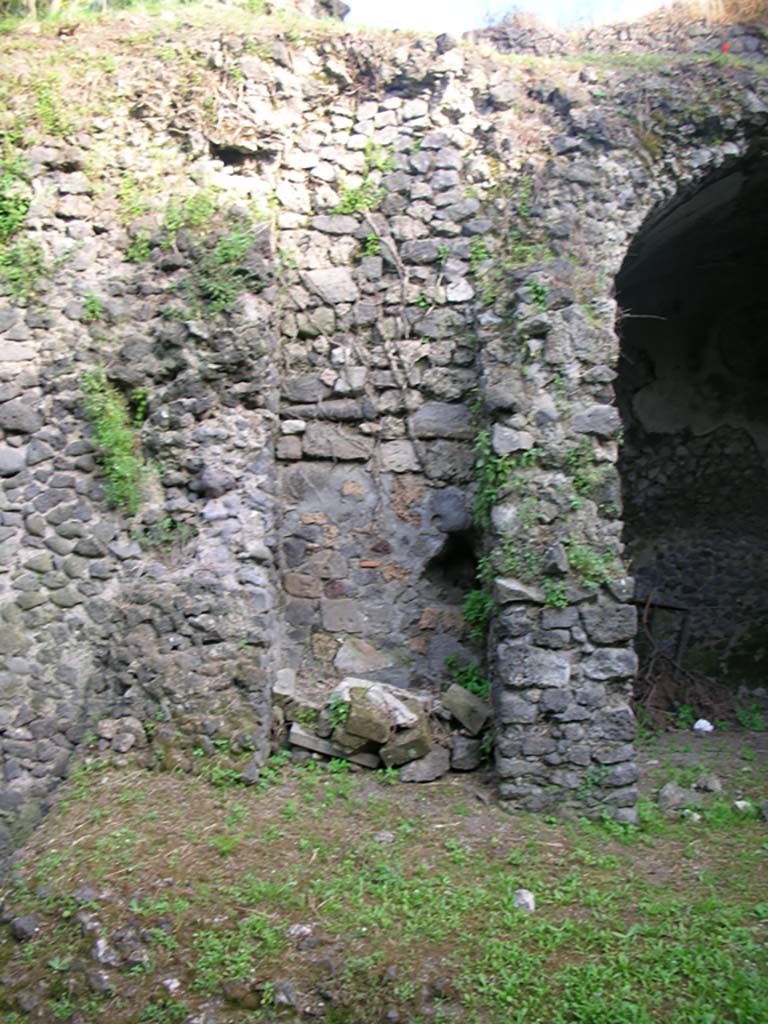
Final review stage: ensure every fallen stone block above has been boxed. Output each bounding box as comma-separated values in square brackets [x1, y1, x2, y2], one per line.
[441, 684, 490, 736]
[400, 745, 451, 782]
[380, 720, 432, 768]
[450, 735, 483, 771]
[288, 723, 380, 768]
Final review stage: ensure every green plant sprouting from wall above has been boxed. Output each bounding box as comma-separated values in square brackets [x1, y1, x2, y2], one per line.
[472, 429, 537, 529]
[472, 173, 556, 307]
[444, 654, 490, 699]
[462, 588, 495, 643]
[333, 141, 394, 215]
[0, 236, 49, 301]
[0, 132, 29, 245]
[82, 368, 149, 516]
[566, 437, 609, 504]
[0, 129, 51, 302]
[564, 537, 617, 590]
[187, 223, 258, 314]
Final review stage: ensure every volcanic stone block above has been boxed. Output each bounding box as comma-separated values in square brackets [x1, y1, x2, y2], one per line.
[582, 648, 638, 680]
[303, 267, 359, 304]
[380, 720, 432, 768]
[400, 746, 451, 782]
[288, 723, 380, 768]
[497, 644, 571, 688]
[302, 423, 373, 461]
[345, 693, 393, 744]
[409, 402, 473, 439]
[450, 735, 482, 771]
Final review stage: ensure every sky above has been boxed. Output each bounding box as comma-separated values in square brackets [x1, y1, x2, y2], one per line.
[346, 0, 670, 36]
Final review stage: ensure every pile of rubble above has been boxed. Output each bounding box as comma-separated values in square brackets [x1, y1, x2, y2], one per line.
[273, 673, 492, 782]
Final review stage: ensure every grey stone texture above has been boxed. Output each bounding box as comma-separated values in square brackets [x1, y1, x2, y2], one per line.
[3, 10, 764, 849]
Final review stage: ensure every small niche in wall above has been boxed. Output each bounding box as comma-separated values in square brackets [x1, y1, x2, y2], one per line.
[424, 531, 478, 598]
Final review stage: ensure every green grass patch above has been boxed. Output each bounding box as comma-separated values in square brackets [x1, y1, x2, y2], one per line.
[1, 738, 765, 1024]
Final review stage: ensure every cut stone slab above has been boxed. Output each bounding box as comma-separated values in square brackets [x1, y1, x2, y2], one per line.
[303, 423, 374, 461]
[571, 404, 621, 439]
[400, 745, 450, 782]
[409, 402, 474, 440]
[492, 425, 534, 454]
[0, 400, 42, 434]
[441, 684, 491, 736]
[380, 727, 432, 768]
[288, 723, 380, 768]
[0, 447, 25, 476]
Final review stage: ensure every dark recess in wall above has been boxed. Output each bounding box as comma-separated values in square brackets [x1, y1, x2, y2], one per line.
[615, 144, 768, 703]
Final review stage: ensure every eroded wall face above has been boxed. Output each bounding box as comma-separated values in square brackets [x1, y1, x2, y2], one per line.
[2, 19, 768, 847]
[272, 108, 483, 694]
[617, 162, 768, 690]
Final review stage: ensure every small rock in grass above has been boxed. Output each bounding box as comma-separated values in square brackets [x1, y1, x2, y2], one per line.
[372, 830, 395, 844]
[694, 773, 722, 793]
[513, 889, 536, 913]
[10, 915, 40, 942]
[86, 970, 115, 994]
[682, 809, 702, 823]
[693, 719, 714, 732]
[657, 781, 699, 812]
[274, 980, 299, 1008]
[91, 937, 121, 966]
[733, 800, 754, 814]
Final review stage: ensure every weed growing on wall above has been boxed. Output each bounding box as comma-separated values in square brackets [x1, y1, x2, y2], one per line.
[82, 368, 149, 516]
[444, 654, 491, 699]
[463, 588, 495, 643]
[0, 237, 49, 302]
[333, 141, 394, 215]
[162, 188, 219, 241]
[334, 178, 385, 215]
[472, 429, 537, 528]
[362, 233, 381, 257]
[0, 133, 29, 244]
[566, 437, 609, 505]
[187, 223, 257, 314]
[564, 537, 617, 589]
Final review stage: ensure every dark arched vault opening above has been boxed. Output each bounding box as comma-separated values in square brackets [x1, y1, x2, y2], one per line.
[615, 147, 768, 721]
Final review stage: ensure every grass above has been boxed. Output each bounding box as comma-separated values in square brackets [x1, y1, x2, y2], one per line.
[1, 736, 766, 1024]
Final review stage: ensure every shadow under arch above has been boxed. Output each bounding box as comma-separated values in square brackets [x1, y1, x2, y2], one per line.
[614, 142, 768, 722]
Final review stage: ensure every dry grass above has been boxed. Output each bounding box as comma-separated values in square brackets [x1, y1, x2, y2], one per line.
[683, 0, 768, 22]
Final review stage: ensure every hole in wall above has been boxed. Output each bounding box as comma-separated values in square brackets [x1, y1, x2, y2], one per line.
[424, 530, 478, 598]
[208, 142, 259, 167]
[615, 144, 768, 719]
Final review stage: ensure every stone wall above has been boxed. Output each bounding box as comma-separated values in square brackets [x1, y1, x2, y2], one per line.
[1, 8, 768, 848]
[469, 6, 768, 58]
